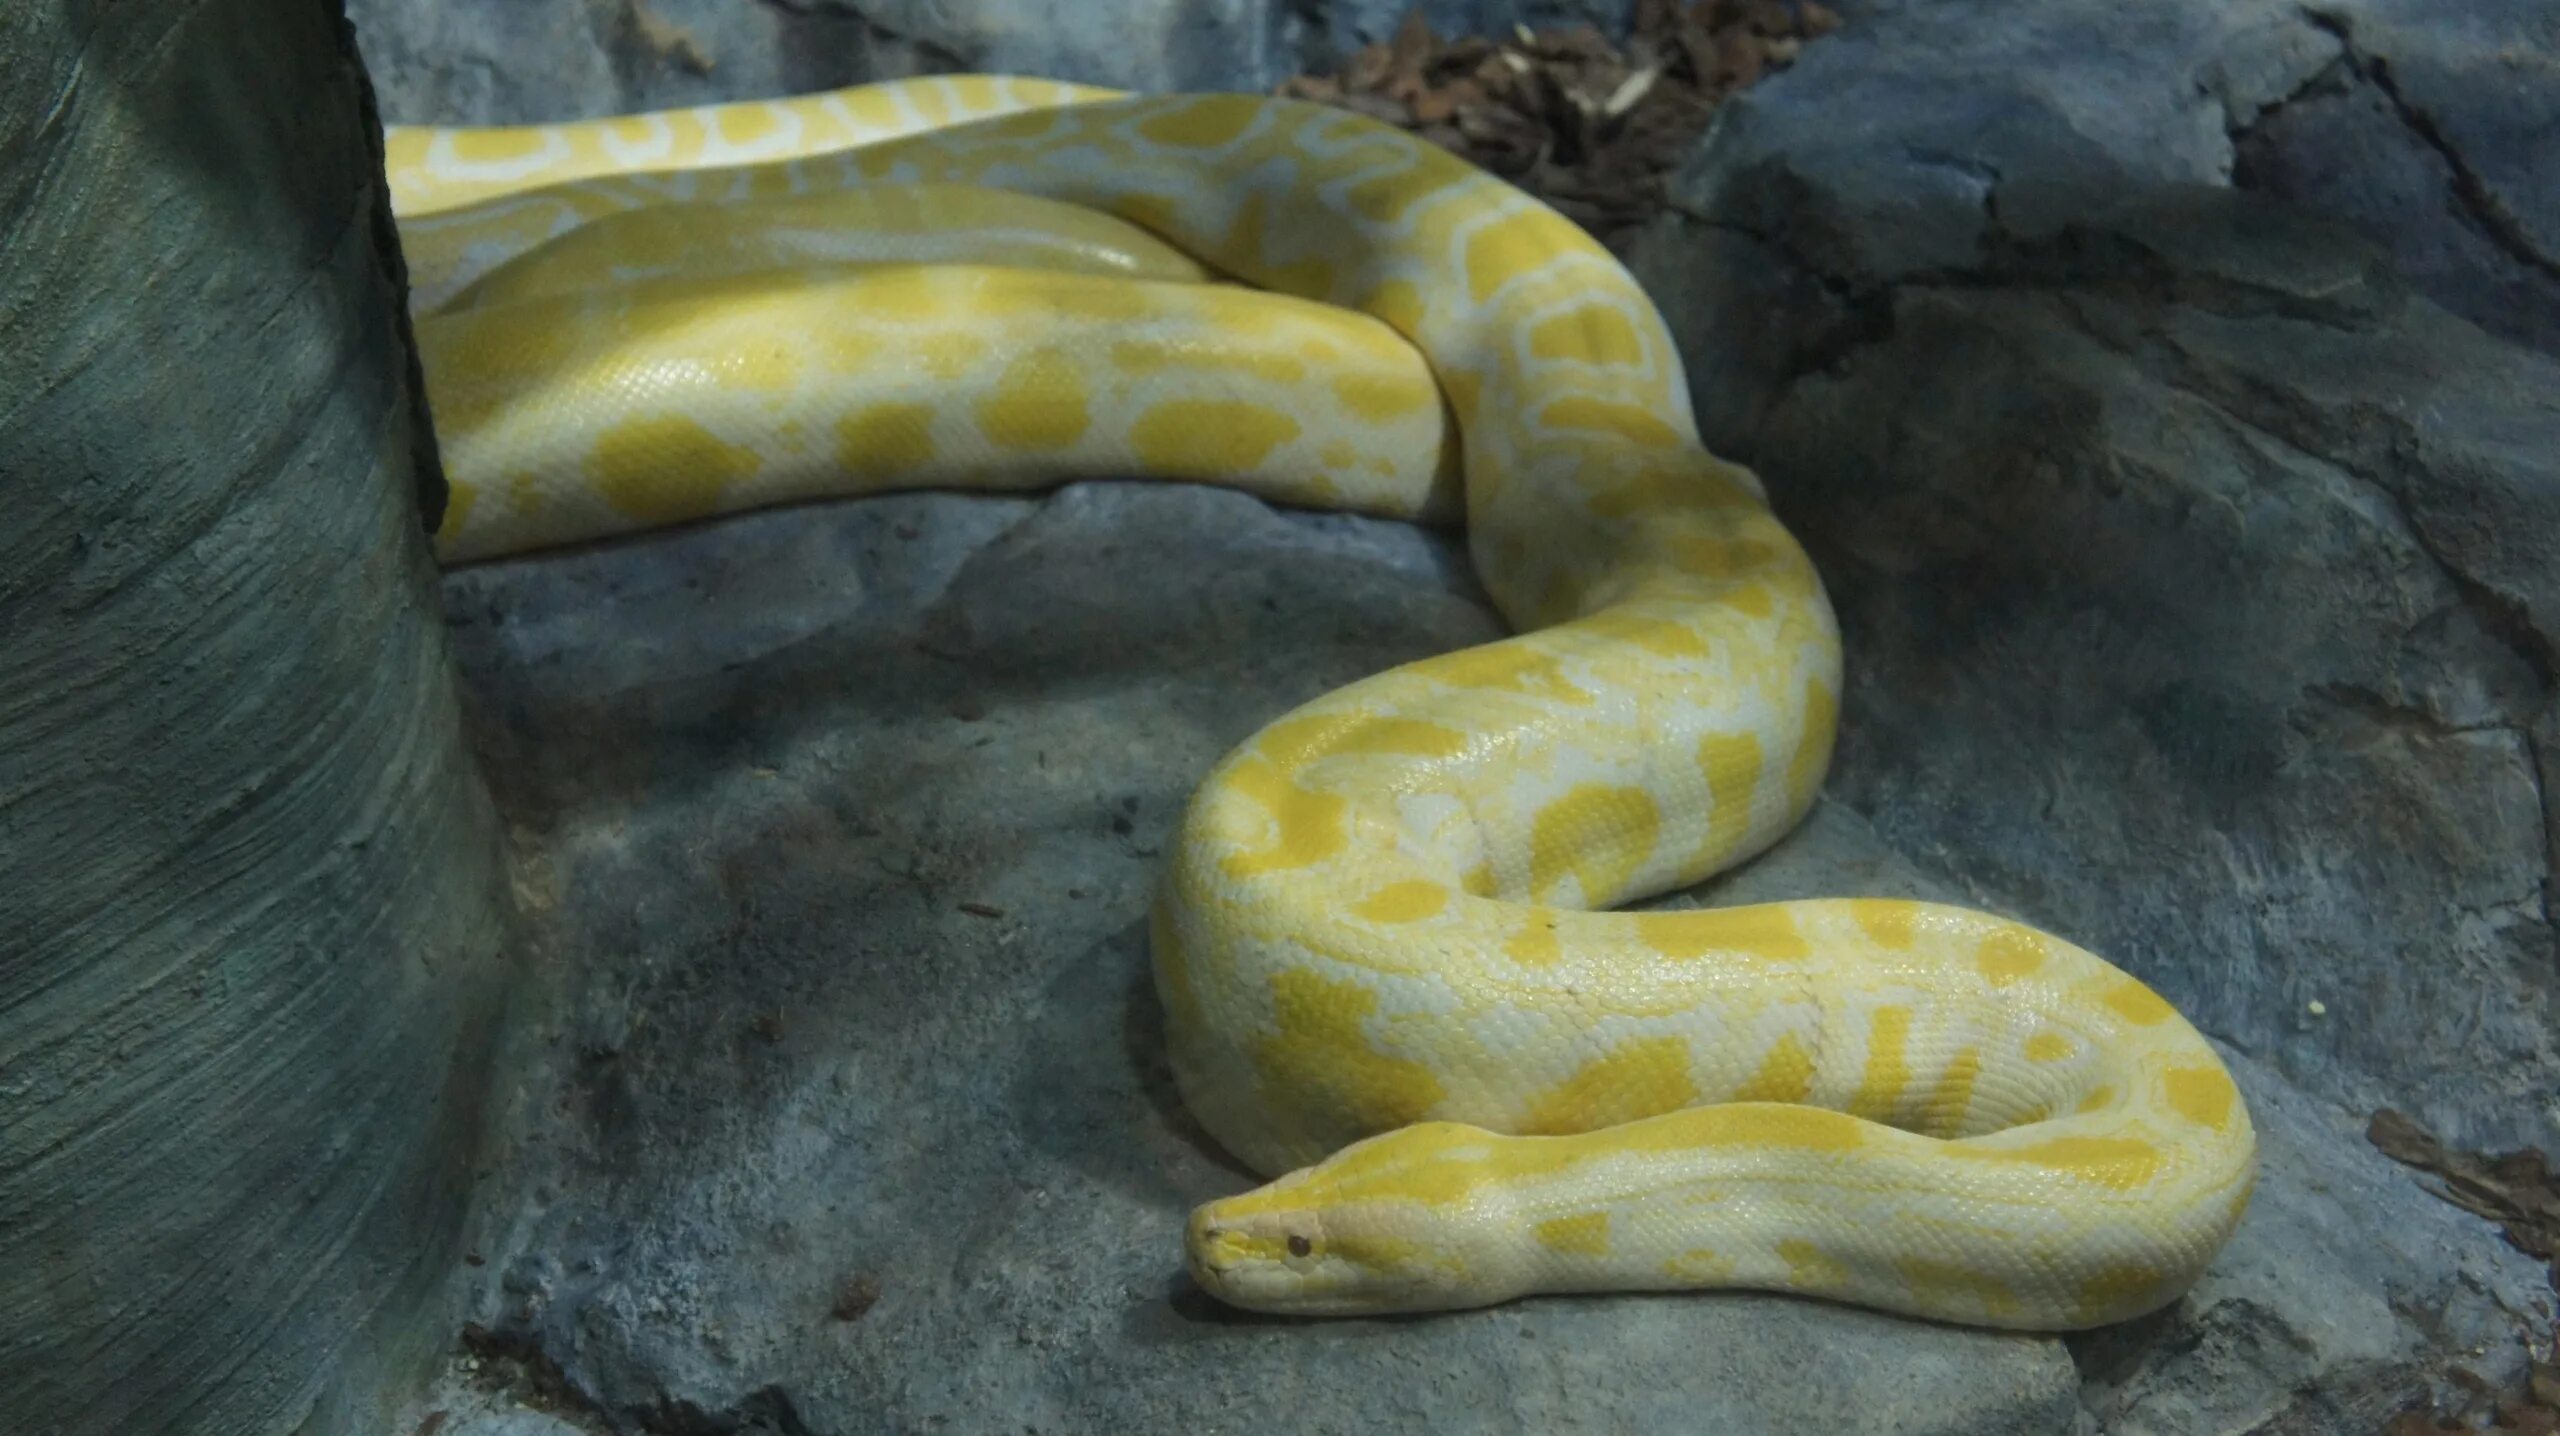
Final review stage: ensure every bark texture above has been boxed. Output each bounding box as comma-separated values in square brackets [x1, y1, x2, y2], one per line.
[0, 1, 508, 1431]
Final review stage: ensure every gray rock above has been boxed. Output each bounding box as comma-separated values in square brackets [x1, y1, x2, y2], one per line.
[2233, 0, 2560, 358]
[396, 481, 2547, 1435]
[1633, 0, 2560, 1160]
[422, 489, 2084, 1436]
[345, 0, 1639, 125]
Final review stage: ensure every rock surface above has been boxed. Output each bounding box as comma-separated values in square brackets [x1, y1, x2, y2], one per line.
[2234, 0, 2560, 359]
[345, 0, 1638, 124]
[400, 486, 2543, 1436]
[1630, 0, 2560, 1159]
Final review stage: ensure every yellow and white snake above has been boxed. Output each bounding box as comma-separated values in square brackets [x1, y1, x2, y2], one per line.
[385, 74, 2256, 1328]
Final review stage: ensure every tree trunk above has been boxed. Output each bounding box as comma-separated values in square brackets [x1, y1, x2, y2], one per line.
[0, 1, 509, 1431]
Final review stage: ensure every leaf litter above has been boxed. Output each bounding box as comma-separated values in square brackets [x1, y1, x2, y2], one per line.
[1276, 0, 1842, 250]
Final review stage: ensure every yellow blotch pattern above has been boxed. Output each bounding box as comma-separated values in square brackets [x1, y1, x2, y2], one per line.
[977, 349, 1091, 449]
[2103, 980, 2178, 1028]
[1639, 907, 1810, 963]
[1212, 760, 1348, 877]
[1528, 784, 1661, 904]
[1463, 208, 1575, 303]
[1254, 712, 1469, 771]
[586, 415, 760, 523]
[1664, 1248, 1732, 1280]
[1848, 1006, 1913, 1123]
[1778, 1239, 1851, 1291]
[1360, 277, 1428, 333]
[1786, 677, 1838, 804]
[1351, 881, 1449, 924]
[1976, 927, 2050, 986]
[1731, 1031, 1816, 1104]
[1107, 339, 1304, 383]
[1582, 610, 1711, 660]
[450, 128, 551, 163]
[1527, 305, 1647, 367]
[1896, 1257, 2019, 1320]
[713, 105, 781, 147]
[834, 402, 937, 480]
[1921, 1046, 1982, 1138]
[1697, 732, 1763, 862]
[1130, 399, 1302, 473]
[1403, 643, 1592, 704]
[1852, 901, 1918, 950]
[1523, 1037, 1699, 1134]
[2161, 1065, 2239, 1132]
[1675, 1103, 1866, 1152]
[1966, 1135, 2163, 1192]
[2023, 1031, 2073, 1063]
[1135, 95, 1261, 149]
[1505, 918, 1564, 968]
[1253, 969, 1447, 1133]
[1538, 396, 1685, 450]
[1331, 372, 1435, 423]
[1534, 1212, 1613, 1256]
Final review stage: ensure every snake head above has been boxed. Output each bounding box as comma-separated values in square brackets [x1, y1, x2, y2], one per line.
[1183, 1122, 1528, 1315]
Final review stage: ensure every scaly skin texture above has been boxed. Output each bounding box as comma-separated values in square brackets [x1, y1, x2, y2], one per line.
[386, 78, 2257, 1329]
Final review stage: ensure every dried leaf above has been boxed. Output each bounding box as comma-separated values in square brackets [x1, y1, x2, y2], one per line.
[1386, 10, 1436, 97]
[1334, 91, 1414, 125]
[1277, 73, 1342, 103]
[2504, 1404, 2560, 1436]
[1675, 18, 1721, 86]
[1603, 67, 1661, 119]
[1342, 40, 1393, 92]
[1717, 27, 1765, 89]
[1409, 81, 1474, 125]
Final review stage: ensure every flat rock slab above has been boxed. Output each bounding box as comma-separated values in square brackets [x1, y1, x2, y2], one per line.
[401, 483, 2546, 1435]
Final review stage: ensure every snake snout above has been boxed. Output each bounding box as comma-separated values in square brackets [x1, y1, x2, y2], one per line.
[1184, 1202, 1320, 1308]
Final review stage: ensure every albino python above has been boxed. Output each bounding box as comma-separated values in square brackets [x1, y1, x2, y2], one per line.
[386, 74, 2255, 1327]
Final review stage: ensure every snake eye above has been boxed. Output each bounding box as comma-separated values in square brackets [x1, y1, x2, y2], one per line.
[1286, 1234, 1313, 1258]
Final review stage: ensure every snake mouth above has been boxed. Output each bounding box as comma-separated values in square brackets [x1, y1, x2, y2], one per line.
[1184, 1207, 1264, 1290]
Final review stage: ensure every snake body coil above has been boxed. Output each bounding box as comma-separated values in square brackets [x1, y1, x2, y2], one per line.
[387, 75, 2255, 1327]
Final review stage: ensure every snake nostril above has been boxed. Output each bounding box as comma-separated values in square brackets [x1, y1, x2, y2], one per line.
[1287, 1233, 1312, 1258]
